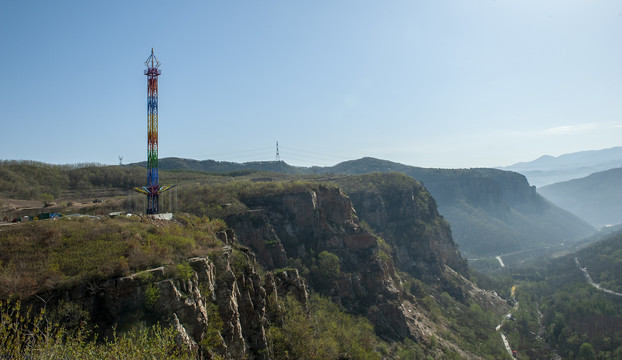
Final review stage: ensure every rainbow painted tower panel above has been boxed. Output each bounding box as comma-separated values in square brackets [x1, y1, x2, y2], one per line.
[133, 49, 175, 214]
[144, 49, 162, 214]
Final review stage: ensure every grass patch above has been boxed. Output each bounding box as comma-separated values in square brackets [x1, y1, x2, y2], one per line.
[0, 216, 225, 298]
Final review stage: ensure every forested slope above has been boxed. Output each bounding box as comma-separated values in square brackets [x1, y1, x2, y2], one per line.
[502, 230, 622, 359]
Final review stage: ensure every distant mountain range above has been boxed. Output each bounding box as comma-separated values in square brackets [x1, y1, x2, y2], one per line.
[500, 146, 622, 187]
[538, 167, 622, 228]
[134, 157, 595, 257]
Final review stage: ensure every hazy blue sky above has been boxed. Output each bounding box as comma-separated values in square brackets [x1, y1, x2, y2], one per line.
[1, 1, 621, 168]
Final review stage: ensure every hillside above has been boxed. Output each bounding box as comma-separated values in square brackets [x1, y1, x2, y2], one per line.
[127, 157, 596, 258]
[1, 172, 511, 359]
[500, 146, 622, 187]
[0, 161, 143, 200]
[538, 167, 622, 228]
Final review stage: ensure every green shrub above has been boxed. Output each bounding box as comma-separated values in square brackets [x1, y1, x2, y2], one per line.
[144, 283, 160, 309]
[135, 270, 154, 283]
[231, 249, 248, 274]
[48, 300, 90, 330]
[41, 193, 54, 204]
[318, 251, 340, 277]
[200, 302, 224, 352]
[422, 295, 441, 321]
[376, 237, 391, 263]
[175, 262, 194, 282]
[0, 298, 194, 359]
[268, 293, 381, 360]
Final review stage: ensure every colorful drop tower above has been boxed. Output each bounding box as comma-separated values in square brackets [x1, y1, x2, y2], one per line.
[134, 49, 174, 214]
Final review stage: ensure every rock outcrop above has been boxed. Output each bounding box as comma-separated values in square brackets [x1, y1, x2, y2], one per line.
[335, 173, 468, 280]
[31, 239, 309, 359]
[227, 185, 408, 339]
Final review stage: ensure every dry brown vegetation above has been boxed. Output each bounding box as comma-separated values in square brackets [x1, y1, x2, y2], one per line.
[0, 215, 225, 298]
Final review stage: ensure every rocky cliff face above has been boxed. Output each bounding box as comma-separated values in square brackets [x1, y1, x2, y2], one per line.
[415, 168, 540, 214]
[31, 236, 309, 359]
[224, 179, 476, 341]
[334, 173, 468, 280]
[227, 185, 408, 339]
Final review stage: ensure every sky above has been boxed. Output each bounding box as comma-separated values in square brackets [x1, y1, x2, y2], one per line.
[1, 1, 621, 169]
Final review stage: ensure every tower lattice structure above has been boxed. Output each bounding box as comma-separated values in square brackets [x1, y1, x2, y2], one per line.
[134, 49, 174, 214]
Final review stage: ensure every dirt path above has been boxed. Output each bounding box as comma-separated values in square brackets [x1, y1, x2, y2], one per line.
[496, 255, 506, 268]
[497, 313, 515, 358]
[575, 258, 622, 297]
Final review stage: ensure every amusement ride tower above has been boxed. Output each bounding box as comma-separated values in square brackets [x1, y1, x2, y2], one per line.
[134, 49, 174, 214]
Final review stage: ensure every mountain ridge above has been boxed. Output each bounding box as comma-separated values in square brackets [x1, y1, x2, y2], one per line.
[131, 156, 595, 257]
[500, 146, 622, 187]
[538, 167, 622, 228]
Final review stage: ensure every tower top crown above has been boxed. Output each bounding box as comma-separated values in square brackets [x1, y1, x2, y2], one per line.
[144, 48, 161, 70]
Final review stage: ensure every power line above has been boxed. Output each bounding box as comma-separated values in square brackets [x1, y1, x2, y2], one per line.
[206, 146, 274, 158]
[279, 145, 350, 163]
[201, 143, 355, 166]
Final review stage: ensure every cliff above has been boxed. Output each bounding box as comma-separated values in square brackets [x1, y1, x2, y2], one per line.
[333, 173, 468, 280]
[315, 158, 595, 256]
[226, 185, 409, 339]
[6, 174, 510, 359]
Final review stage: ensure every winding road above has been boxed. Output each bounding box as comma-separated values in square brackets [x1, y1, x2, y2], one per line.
[496, 285, 517, 358]
[575, 258, 622, 297]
